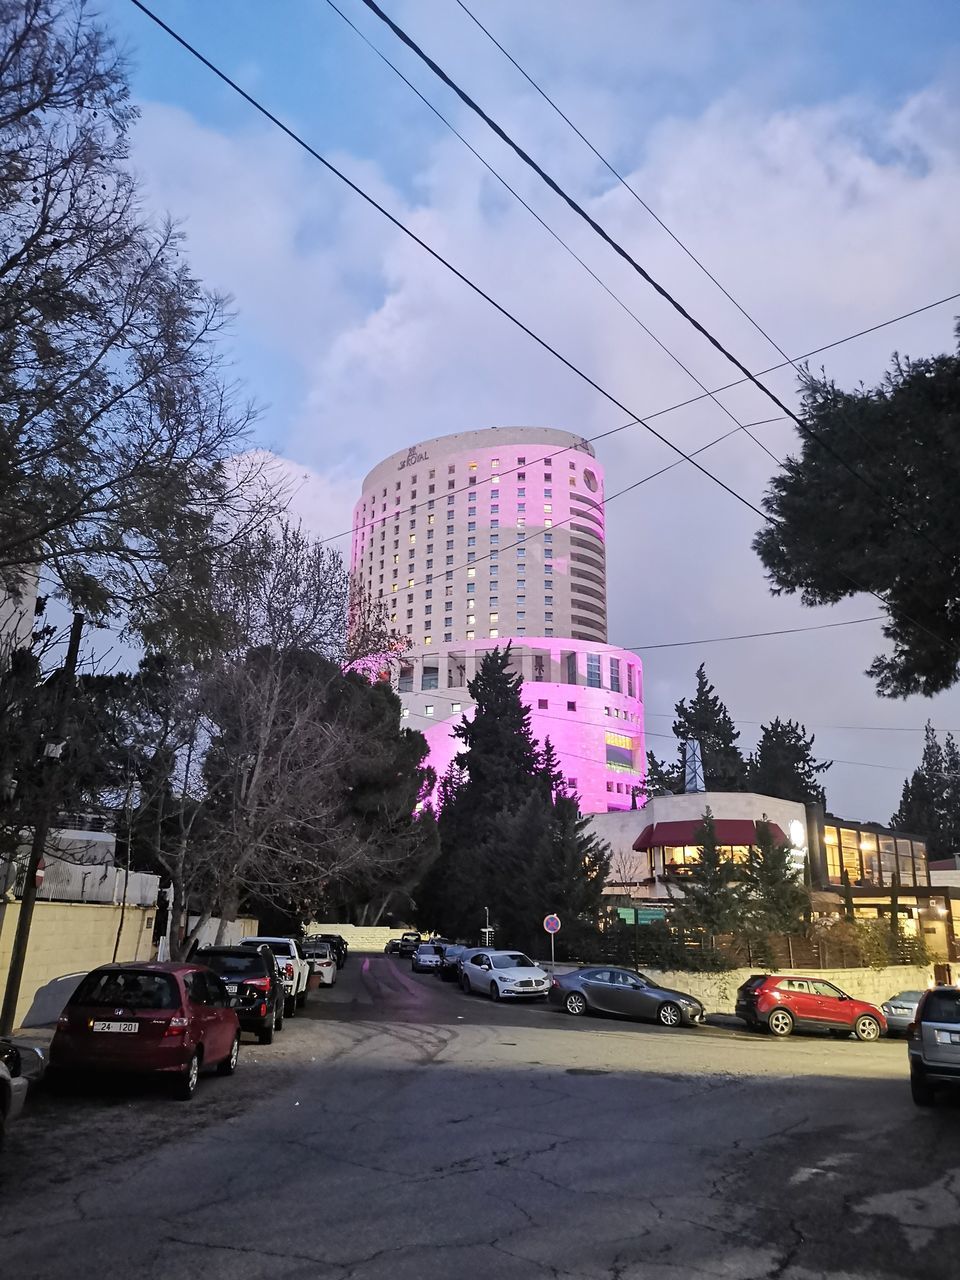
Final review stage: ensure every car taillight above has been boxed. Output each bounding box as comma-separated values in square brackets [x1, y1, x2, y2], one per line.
[284, 962, 294, 979]
[162, 1016, 190, 1038]
[258, 1002, 267, 1017]
[242, 976, 272, 991]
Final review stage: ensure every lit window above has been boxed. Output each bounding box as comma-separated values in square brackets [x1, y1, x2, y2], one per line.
[466, 630, 475, 640]
[491, 458, 499, 469]
[401, 707, 410, 719]
[469, 461, 477, 471]
[409, 534, 415, 545]
[425, 704, 434, 715]
[391, 584, 398, 593]
[490, 628, 499, 637]
[393, 555, 399, 565]
[517, 518, 526, 528]
[489, 612, 499, 623]
[544, 519, 552, 528]
[407, 579, 414, 588]
[424, 636, 432, 646]
[427, 514, 434, 525]
[467, 568, 476, 577]
[544, 504, 552, 514]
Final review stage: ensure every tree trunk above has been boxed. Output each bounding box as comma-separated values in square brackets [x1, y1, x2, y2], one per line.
[214, 887, 240, 944]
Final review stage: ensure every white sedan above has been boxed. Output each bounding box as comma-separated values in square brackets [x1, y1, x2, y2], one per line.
[460, 950, 551, 1001]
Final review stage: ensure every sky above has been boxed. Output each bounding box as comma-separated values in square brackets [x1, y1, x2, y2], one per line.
[101, 0, 960, 822]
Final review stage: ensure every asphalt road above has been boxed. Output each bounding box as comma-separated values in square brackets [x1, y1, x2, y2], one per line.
[2, 954, 959, 1279]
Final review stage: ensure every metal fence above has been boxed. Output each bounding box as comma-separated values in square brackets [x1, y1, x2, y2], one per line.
[12, 855, 159, 907]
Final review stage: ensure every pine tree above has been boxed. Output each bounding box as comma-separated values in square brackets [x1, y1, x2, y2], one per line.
[747, 718, 830, 805]
[744, 820, 807, 935]
[645, 750, 681, 796]
[671, 665, 747, 791]
[670, 810, 746, 940]
[891, 721, 955, 855]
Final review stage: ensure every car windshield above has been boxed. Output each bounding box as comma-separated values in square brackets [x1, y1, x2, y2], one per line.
[492, 953, 534, 969]
[418, 945, 440, 955]
[73, 970, 179, 1010]
[923, 991, 960, 1024]
[199, 953, 264, 976]
[242, 940, 292, 958]
[891, 990, 923, 1002]
[402, 933, 420, 942]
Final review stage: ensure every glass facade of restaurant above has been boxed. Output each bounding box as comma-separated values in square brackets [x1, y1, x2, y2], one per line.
[656, 845, 752, 874]
[821, 821, 929, 889]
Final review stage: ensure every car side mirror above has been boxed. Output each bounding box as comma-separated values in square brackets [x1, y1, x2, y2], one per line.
[838, 994, 849, 1001]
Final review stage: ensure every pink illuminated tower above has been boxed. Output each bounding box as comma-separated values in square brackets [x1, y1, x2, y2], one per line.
[350, 428, 644, 812]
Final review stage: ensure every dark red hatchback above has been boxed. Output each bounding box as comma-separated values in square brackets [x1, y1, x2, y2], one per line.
[51, 962, 241, 1100]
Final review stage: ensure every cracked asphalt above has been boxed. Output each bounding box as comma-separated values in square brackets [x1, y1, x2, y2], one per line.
[2, 954, 959, 1278]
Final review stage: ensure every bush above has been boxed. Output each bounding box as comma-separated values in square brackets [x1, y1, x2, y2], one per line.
[597, 920, 734, 973]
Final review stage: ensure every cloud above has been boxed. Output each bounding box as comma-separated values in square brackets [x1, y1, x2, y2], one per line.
[124, 37, 960, 819]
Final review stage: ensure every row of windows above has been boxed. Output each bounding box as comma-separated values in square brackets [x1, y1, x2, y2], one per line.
[822, 825, 928, 888]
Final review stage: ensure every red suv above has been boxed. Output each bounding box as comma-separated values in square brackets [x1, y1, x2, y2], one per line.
[51, 962, 241, 1099]
[736, 974, 886, 1042]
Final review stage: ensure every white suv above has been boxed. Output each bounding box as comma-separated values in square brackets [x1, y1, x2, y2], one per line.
[460, 950, 550, 1001]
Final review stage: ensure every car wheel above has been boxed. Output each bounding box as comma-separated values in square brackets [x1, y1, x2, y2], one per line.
[275, 1001, 284, 1031]
[565, 992, 587, 1016]
[285, 995, 297, 1018]
[176, 1051, 201, 1101]
[490, 982, 501, 1002]
[296, 988, 307, 1008]
[258, 1021, 274, 1045]
[767, 1009, 794, 1038]
[854, 1015, 881, 1043]
[911, 1069, 936, 1107]
[218, 1034, 240, 1076]
[461, 975, 472, 995]
[657, 1002, 682, 1028]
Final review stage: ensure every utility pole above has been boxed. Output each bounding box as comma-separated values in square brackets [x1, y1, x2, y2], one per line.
[0, 613, 84, 1035]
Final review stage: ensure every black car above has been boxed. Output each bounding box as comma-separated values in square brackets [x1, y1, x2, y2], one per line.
[195, 945, 285, 1045]
[312, 933, 348, 968]
[437, 943, 468, 981]
[398, 931, 422, 959]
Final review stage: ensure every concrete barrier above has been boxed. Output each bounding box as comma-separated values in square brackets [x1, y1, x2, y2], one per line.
[306, 923, 413, 952]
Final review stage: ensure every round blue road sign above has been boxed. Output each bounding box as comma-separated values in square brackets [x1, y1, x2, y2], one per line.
[543, 914, 561, 934]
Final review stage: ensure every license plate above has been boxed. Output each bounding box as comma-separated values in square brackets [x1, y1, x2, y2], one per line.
[92, 1021, 138, 1033]
[227, 985, 238, 994]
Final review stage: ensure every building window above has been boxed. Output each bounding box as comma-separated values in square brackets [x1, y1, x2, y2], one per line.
[424, 605, 432, 615]
[490, 628, 499, 637]
[544, 488, 552, 498]
[446, 540, 454, 550]
[469, 461, 477, 471]
[490, 534, 499, 544]
[489, 611, 498, 623]
[466, 630, 474, 640]
[466, 583, 476, 594]
[444, 633, 452, 642]
[467, 537, 476, 548]
[538, 698, 548, 709]
[401, 707, 410, 719]
[610, 658, 621, 693]
[424, 636, 432, 646]
[587, 653, 601, 688]
[467, 552, 476, 562]
[467, 567, 476, 577]
[422, 666, 439, 690]
[424, 704, 434, 716]
[490, 504, 499, 515]
[565, 653, 577, 684]
[451, 701, 461, 712]
[627, 665, 635, 698]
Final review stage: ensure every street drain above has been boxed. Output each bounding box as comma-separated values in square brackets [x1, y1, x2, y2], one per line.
[566, 1067, 609, 1076]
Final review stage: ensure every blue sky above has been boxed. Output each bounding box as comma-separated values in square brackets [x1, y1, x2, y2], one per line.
[101, 0, 960, 817]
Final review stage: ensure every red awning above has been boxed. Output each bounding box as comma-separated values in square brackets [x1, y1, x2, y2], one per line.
[632, 819, 788, 851]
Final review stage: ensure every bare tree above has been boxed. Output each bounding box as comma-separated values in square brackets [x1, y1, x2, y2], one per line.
[0, 1, 281, 636]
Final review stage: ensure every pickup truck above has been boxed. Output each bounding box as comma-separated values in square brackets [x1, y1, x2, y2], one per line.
[240, 936, 310, 1016]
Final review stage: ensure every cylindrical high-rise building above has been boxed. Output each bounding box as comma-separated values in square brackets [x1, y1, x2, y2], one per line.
[351, 427, 644, 813]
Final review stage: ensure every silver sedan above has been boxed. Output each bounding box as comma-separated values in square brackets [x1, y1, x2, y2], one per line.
[881, 989, 925, 1035]
[549, 966, 705, 1028]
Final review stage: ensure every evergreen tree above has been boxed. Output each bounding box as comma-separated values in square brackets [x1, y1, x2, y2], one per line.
[670, 810, 746, 940]
[671, 665, 747, 791]
[745, 820, 808, 935]
[891, 721, 959, 855]
[644, 750, 681, 796]
[747, 718, 830, 805]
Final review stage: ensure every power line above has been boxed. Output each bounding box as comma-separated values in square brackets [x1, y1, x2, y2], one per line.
[322, 0, 781, 466]
[358, 0, 954, 568]
[623, 616, 883, 651]
[129, 0, 772, 537]
[325, 289, 960, 546]
[452, 0, 795, 369]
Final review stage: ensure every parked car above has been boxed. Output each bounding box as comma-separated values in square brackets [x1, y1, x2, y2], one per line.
[908, 985, 960, 1106]
[240, 936, 310, 1017]
[551, 967, 705, 1028]
[384, 938, 401, 955]
[412, 943, 443, 974]
[307, 941, 338, 987]
[195, 945, 285, 1044]
[50, 962, 241, 1100]
[311, 933, 348, 968]
[881, 989, 926, 1036]
[438, 943, 468, 981]
[460, 950, 551, 1000]
[0, 1040, 29, 1152]
[736, 974, 886, 1041]
[398, 931, 422, 959]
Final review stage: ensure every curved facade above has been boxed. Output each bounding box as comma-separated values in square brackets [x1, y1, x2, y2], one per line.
[351, 428, 644, 813]
[351, 427, 607, 645]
